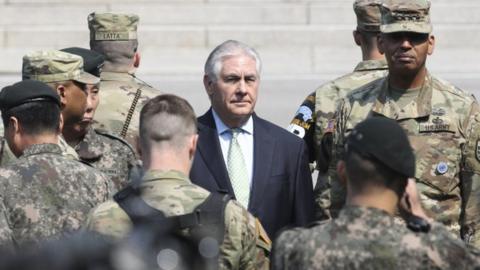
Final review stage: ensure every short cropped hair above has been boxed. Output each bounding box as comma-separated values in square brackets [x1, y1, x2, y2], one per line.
[2, 101, 61, 136]
[345, 148, 408, 197]
[90, 40, 138, 71]
[204, 40, 262, 82]
[139, 94, 197, 153]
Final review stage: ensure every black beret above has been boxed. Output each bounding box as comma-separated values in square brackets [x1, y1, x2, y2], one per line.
[60, 47, 105, 78]
[0, 80, 61, 111]
[346, 116, 415, 178]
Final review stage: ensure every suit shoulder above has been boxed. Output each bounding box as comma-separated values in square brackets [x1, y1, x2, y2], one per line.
[255, 117, 304, 145]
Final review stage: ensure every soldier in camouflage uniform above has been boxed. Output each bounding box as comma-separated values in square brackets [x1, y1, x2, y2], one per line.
[60, 47, 137, 191]
[86, 95, 270, 270]
[287, 0, 387, 219]
[87, 12, 160, 147]
[22, 49, 102, 161]
[0, 80, 110, 247]
[0, 50, 98, 166]
[273, 117, 480, 269]
[318, 0, 480, 247]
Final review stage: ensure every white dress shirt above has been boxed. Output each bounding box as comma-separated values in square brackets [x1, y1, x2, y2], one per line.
[211, 109, 254, 189]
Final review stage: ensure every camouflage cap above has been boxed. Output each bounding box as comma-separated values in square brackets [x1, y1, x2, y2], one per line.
[22, 50, 100, 85]
[380, 0, 432, 34]
[353, 0, 382, 32]
[88, 12, 139, 41]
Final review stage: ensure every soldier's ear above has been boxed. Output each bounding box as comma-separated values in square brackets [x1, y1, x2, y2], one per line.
[377, 34, 385, 54]
[133, 52, 141, 68]
[189, 134, 199, 160]
[353, 30, 362, 46]
[9, 116, 20, 135]
[427, 34, 435, 55]
[56, 84, 67, 108]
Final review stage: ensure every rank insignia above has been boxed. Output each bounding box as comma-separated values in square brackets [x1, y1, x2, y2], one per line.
[432, 108, 446, 116]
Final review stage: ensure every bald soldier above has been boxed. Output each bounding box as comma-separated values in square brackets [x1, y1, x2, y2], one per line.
[86, 94, 270, 270]
[320, 0, 480, 247]
[273, 117, 480, 269]
[0, 80, 110, 247]
[87, 12, 160, 147]
[287, 0, 387, 219]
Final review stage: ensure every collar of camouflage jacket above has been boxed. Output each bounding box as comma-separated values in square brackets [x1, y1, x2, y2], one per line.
[100, 71, 135, 82]
[22, 143, 63, 158]
[339, 205, 395, 225]
[372, 73, 432, 120]
[75, 127, 104, 160]
[142, 170, 190, 183]
[354, 59, 388, 72]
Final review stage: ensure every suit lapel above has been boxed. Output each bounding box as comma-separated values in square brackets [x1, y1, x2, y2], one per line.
[197, 109, 235, 195]
[249, 114, 275, 211]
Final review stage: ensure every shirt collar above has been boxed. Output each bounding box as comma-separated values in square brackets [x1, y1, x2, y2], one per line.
[372, 73, 433, 120]
[354, 59, 388, 72]
[211, 109, 253, 135]
[142, 169, 190, 183]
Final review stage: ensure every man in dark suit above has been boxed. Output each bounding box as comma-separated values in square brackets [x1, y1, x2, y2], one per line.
[190, 40, 315, 238]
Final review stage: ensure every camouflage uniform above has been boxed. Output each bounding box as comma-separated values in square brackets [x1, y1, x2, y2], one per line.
[75, 126, 137, 191]
[0, 143, 110, 246]
[322, 74, 480, 246]
[272, 205, 480, 269]
[288, 59, 388, 164]
[92, 71, 158, 145]
[87, 13, 160, 146]
[86, 170, 271, 270]
[287, 1, 387, 219]
[318, 0, 480, 247]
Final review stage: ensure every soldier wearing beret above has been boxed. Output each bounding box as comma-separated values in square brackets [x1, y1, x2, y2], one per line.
[318, 0, 480, 247]
[60, 47, 137, 191]
[273, 117, 480, 269]
[287, 0, 388, 219]
[0, 80, 110, 247]
[87, 12, 160, 148]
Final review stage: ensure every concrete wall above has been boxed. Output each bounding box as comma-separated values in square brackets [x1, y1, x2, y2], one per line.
[0, 0, 479, 79]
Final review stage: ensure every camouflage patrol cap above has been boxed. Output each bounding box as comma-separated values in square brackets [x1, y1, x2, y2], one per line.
[61, 47, 105, 78]
[88, 12, 139, 41]
[353, 0, 382, 32]
[346, 117, 415, 178]
[22, 50, 100, 84]
[0, 80, 61, 111]
[380, 0, 432, 34]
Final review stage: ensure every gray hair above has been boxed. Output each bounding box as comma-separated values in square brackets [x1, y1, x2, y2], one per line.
[204, 40, 262, 82]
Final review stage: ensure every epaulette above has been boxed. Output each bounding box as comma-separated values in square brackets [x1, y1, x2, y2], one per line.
[432, 76, 475, 102]
[347, 77, 383, 100]
[94, 128, 136, 155]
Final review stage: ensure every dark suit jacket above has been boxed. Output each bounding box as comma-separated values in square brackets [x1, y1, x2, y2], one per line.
[190, 109, 315, 238]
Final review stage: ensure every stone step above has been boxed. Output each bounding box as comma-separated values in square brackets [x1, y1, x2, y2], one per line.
[1, 1, 479, 25]
[3, 24, 479, 49]
[2, 46, 479, 78]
